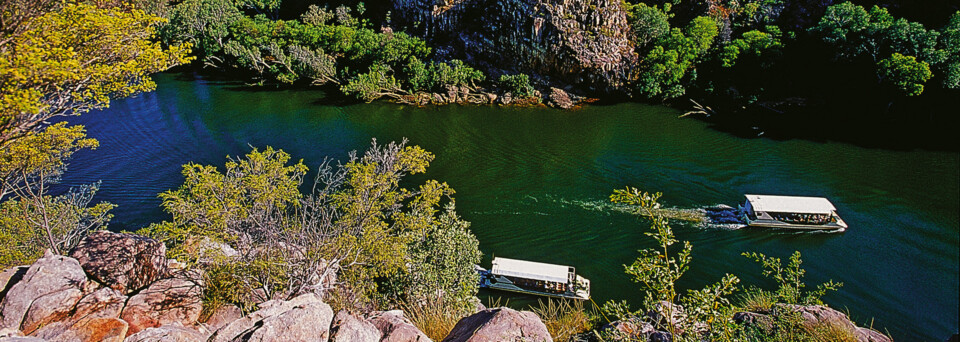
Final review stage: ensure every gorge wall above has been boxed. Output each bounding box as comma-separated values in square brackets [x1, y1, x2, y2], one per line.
[391, 0, 638, 94]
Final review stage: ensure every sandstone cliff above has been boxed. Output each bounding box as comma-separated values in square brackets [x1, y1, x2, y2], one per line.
[391, 0, 638, 94]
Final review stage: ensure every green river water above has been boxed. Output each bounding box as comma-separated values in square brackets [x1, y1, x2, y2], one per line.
[59, 72, 958, 340]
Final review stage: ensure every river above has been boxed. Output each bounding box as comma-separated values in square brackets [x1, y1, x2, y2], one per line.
[57, 72, 959, 340]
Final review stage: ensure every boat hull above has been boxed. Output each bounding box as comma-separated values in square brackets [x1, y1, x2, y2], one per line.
[485, 282, 589, 300]
[746, 219, 847, 231]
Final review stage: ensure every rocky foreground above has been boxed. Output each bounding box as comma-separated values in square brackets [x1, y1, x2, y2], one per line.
[0, 231, 892, 342]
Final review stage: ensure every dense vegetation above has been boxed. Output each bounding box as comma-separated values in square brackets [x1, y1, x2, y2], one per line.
[154, 0, 957, 104]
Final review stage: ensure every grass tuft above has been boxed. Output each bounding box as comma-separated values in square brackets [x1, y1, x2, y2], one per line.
[530, 299, 592, 342]
[738, 288, 777, 313]
[403, 297, 472, 341]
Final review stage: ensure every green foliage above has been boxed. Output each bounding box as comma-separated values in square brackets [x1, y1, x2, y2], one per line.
[721, 27, 783, 68]
[1, 2, 193, 144]
[1, 2, 186, 265]
[143, 140, 480, 311]
[940, 12, 960, 88]
[609, 187, 739, 338]
[498, 74, 535, 98]
[737, 287, 777, 312]
[0, 183, 114, 267]
[389, 204, 481, 306]
[160, 0, 242, 57]
[404, 58, 485, 93]
[623, 2, 671, 48]
[341, 64, 403, 102]
[877, 53, 933, 96]
[811, 2, 945, 65]
[145, 146, 307, 260]
[635, 17, 719, 99]
[742, 251, 842, 305]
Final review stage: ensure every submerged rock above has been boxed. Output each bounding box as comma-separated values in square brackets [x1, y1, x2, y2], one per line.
[443, 307, 551, 342]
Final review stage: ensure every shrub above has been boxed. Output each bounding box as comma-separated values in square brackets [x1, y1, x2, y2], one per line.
[742, 251, 842, 305]
[498, 74, 536, 98]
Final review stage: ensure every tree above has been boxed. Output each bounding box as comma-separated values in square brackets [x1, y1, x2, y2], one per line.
[940, 12, 960, 89]
[877, 53, 933, 96]
[341, 64, 405, 102]
[811, 2, 944, 65]
[143, 140, 477, 310]
[623, 2, 671, 48]
[635, 16, 719, 99]
[0, 2, 191, 264]
[0, 2, 193, 146]
[720, 27, 783, 68]
[160, 0, 242, 58]
[387, 204, 481, 307]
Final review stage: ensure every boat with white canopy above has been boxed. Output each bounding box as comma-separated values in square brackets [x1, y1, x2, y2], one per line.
[741, 194, 848, 231]
[477, 257, 590, 300]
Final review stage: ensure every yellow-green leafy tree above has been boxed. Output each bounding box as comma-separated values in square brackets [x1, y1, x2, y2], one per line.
[142, 140, 480, 314]
[0, 1, 192, 267]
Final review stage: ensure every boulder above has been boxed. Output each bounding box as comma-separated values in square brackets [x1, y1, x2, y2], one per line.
[547, 87, 574, 109]
[45, 318, 128, 342]
[0, 267, 29, 301]
[123, 324, 207, 342]
[0, 337, 45, 342]
[602, 317, 655, 340]
[203, 305, 242, 333]
[32, 287, 127, 341]
[209, 293, 333, 342]
[773, 304, 891, 342]
[69, 231, 166, 294]
[0, 251, 87, 331]
[732, 311, 775, 334]
[20, 287, 83, 334]
[855, 327, 892, 342]
[120, 278, 202, 335]
[330, 311, 381, 342]
[369, 310, 432, 342]
[774, 304, 856, 332]
[443, 307, 550, 342]
[246, 300, 333, 341]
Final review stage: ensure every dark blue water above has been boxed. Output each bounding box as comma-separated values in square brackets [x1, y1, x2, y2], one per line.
[58, 72, 959, 340]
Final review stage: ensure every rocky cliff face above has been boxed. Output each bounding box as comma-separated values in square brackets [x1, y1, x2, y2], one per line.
[392, 0, 637, 94]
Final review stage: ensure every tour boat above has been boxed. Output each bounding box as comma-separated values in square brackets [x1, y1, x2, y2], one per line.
[740, 194, 848, 231]
[477, 257, 590, 300]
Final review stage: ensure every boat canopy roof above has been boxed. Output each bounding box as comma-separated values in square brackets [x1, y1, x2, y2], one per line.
[745, 194, 837, 214]
[491, 257, 570, 283]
